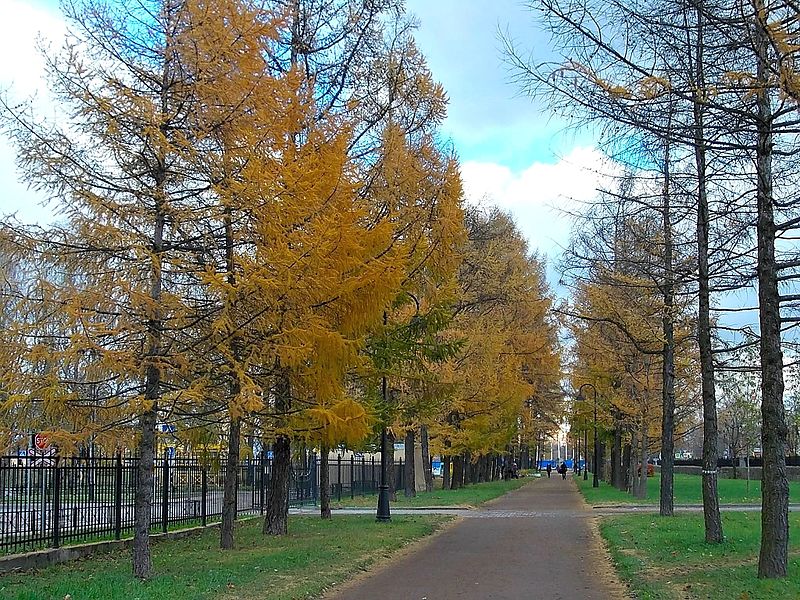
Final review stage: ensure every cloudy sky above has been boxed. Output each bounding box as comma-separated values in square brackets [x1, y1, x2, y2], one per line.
[405, 0, 612, 284]
[0, 0, 615, 288]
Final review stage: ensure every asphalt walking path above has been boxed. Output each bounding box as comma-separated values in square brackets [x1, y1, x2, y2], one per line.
[323, 473, 629, 600]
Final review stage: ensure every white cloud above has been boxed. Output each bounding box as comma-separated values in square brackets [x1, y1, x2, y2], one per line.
[0, 0, 65, 222]
[461, 146, 621, 260]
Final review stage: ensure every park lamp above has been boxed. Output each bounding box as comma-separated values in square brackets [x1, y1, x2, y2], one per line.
[376, 346, 391, 523]
[576, 383, 599, 488]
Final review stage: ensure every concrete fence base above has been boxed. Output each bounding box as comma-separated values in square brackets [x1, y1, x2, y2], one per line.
[0, 517, 255, 574]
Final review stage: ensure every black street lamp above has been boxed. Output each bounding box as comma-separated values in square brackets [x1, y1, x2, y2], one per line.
[376, 424, 390, 521]
[376, 369, 391, 522]
[577, 383, 599, 488]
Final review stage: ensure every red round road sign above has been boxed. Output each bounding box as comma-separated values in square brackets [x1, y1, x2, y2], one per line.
[34, 433, 49, 450]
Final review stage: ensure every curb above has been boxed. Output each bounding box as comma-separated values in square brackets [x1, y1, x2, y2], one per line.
[328, 505, 473, 511]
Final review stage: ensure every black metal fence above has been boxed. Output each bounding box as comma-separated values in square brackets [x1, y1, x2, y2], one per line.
[0, 453, 407, 556]
[673, 456, 800, 468]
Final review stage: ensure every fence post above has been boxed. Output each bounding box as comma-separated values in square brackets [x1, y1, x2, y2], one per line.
[337, 455, 342, 502]
[52, 457, 61, 549]
[201, 466, 207, 527]
[259, 451, 265, 515]
[350, 455, 355, 499]
[114, 452, 122, 540]
[247, 457, 254, 513]
[361, 456, 365, 496]
[161, 454, 169, 533]
[371, 456, 376, 494]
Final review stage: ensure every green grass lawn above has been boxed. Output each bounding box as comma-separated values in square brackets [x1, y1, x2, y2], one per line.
[0, 515, 448, 600]
[331, 476, 531, 508]
[575, 471, 800, 505]
[600, 512, 800, 599]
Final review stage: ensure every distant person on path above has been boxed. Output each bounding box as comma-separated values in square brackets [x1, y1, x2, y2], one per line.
[546, 463, 552, 478]
[559, 462, 567, 480]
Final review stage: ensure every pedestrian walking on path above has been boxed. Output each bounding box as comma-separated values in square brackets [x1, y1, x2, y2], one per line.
[546, 462, 552, 478]
[324, 477, 628, 600]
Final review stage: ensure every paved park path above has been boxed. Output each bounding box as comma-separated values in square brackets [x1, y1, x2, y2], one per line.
[324, 473, 629, 600]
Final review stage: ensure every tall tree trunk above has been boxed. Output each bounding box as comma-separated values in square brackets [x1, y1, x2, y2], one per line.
[520, 444, 529, 471]
[421, 425, 433, 492]
[404, 428, 416, 497]
[661, 134, 676, 517]
[597, 441, 606, 482]
[133, 407, 157, 579]
[451, 454, 463, 489]
[612, 417, 622, 489]
[631, 427, 640, 498]
[692, 0, 722, 543]
[636, 417, 648, 500]
[622, 442, 632, 493]
[220, 415, 241, 548]
[133, 191, 166, 579]
[754, 3, 788, 577]
[264, 371, 291, 535]
[442, 454, 451, 490]
[320, 445, 331, 519]
[221, 205, 245, 549]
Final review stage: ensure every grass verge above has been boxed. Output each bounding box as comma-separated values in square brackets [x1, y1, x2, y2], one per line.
[0, 515, 448, 600]
[599, 512, 800, 599]
[331, 476, 531, 508]
[575, 472, 800, 505]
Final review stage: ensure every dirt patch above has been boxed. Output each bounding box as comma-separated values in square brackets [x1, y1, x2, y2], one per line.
[586, 516, 635, 599]
[576, 481, 635, 599]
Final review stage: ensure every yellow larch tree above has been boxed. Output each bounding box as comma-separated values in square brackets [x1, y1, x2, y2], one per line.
[435, 207, 560, 488]
[362, 120, 465, 499]
[0, 0, 227, 577]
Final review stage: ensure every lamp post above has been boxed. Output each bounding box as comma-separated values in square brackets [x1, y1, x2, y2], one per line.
[577, 383, 599, 488]
[376, 371, 391, 522]
[376, 312, 391, 522]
